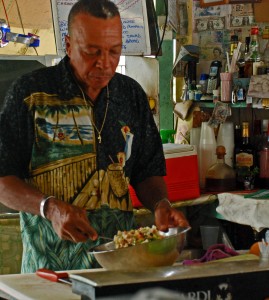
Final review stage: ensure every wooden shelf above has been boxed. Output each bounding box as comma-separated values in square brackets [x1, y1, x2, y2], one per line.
[196, 101, 247, 108]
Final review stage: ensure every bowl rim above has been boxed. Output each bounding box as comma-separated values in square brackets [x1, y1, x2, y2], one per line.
[89, 226, 191, 254]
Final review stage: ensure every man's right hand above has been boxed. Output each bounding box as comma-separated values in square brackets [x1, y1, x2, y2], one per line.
[45, 198, 98, 243]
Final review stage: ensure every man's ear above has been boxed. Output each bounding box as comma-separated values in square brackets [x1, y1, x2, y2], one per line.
[65, 35, 71, 57]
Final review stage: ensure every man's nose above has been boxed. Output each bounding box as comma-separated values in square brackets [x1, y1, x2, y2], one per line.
[96, 51, 109, 69]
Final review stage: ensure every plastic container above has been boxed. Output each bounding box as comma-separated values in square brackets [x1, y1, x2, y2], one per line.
[129, 144, 200, 207]
[199, 73, 209, 94]
[194, 85, 203, 101]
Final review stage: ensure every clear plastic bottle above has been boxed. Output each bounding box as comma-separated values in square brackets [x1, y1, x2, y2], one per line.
[205, 145, 236, 193]
[194, 84, 203, 101]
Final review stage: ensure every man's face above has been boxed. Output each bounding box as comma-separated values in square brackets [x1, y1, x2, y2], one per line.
[65, 13, 122, 92]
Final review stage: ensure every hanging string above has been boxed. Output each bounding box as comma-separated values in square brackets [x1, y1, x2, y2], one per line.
[14, 0, 25, 34]
[1, 0, 10, 28]
[14, 0, 39, 56]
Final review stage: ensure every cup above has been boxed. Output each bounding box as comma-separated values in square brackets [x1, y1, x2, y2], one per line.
[217, 122, 234, 167]
[199, 122, 216, 188]
[220, 72, 233, 103]
[107, 163, 128, 197]
[200, 225, 220, 250]
[190, 127, 201, 149]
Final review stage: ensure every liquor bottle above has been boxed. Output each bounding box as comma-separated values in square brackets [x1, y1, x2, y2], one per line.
[235, 122, 256, 189]
[233, 124, 241, 168]
[205, 145, 236, 193]
[230, 34, 238, 56]
[245, 36, 250, 57]
[244, 26, 261, 78]
[237, 37, 250, 78]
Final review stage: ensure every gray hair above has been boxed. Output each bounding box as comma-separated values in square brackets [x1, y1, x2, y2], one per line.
[68, 0, 120, 35]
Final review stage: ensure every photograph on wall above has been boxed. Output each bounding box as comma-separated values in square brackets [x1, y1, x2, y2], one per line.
[193, 27, 230, 63]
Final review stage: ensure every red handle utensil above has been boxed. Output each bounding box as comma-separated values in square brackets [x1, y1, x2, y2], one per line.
[36, 268, 72, 285]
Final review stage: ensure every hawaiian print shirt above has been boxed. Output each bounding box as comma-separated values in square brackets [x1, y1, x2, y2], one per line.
[0, 56, 166, 272]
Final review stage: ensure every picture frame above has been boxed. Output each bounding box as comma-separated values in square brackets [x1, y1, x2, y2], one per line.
[200, 0, 228, 7]
[229, 0, 261, 3]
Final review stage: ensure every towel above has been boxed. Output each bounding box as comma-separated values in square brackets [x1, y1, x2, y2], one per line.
[183, 244, 239, 265]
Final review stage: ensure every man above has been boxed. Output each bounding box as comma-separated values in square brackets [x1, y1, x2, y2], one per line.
[0, 0, 188, 272]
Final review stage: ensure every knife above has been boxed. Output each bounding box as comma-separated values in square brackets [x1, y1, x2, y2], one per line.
[36, 268, 72, 285]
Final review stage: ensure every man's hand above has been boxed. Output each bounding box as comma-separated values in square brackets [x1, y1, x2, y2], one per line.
[154, 199, 189, 232]
[45, 198, 98, 243]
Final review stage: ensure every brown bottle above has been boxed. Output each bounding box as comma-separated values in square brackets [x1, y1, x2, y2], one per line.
[235, 122, 255, 189]
[205, 145, 236, 192]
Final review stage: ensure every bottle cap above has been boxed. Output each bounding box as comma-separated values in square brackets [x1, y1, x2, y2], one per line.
[251, 26, 259, 35]
[231, 34, 238, 42]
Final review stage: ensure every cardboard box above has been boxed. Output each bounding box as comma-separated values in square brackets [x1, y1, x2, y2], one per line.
[129, 143, 200, 208]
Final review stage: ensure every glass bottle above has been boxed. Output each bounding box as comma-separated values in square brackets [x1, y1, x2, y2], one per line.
[230, 34, 238, 56]
[262, 26, 269, 72]
[205, 146, 236, 192]
[244, 26, 261, 78]
[235, 122, 256, 189]
[233, 124, 242, 168]
[245, 36, 250, 56]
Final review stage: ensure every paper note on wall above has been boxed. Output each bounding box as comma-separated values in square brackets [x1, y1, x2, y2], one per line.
[247, 74, 269, 99]
[52, 0, 151, 56]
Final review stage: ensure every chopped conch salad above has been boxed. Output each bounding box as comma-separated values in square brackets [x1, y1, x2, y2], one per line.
[114, 225, 164, 249]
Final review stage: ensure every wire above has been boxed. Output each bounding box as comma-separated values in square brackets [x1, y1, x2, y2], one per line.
[155, 0, 168, 58]
[1, 0, 10, 28]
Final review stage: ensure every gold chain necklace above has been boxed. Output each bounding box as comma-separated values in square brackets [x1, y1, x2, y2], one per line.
[78, 85, 109, 144]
